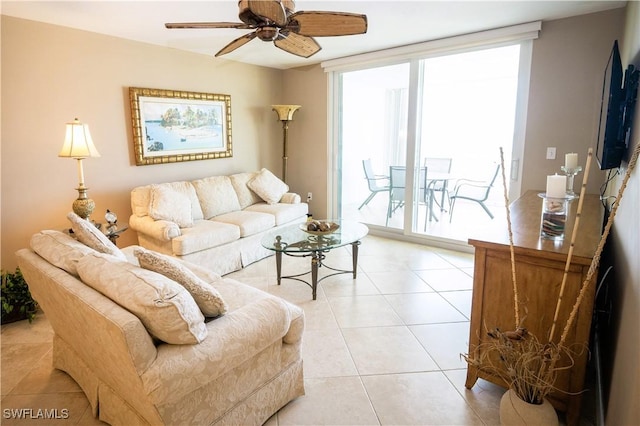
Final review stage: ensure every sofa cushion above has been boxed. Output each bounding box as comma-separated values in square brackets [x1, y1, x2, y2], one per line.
[244, 202, 309, 226]
[133, 182, 204, 221]
[77, 252, 207, 344]
[211, 211, 276, 238]
[229, 172, 263, 209]
[134, 247, 227, 317]
[172, 220, 241, 256]
[30, 230, 96, 276]
[149, 184, 194, 228]
[192, 176, 242, 219]
[67, 212, 127, 260]
[247, 168, 289, 204]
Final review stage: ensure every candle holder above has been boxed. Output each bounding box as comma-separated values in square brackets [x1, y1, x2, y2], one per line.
[538, 193, 571, 241]
[560, 165, 583, 197]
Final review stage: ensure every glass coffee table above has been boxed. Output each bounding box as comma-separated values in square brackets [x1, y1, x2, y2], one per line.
[261, 220, 368, 300]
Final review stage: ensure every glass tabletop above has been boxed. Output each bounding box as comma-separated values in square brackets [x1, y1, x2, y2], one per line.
[261, 220, 368, 253]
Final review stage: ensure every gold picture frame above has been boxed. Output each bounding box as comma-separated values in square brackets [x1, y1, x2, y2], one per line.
[129, 87, 232, 165]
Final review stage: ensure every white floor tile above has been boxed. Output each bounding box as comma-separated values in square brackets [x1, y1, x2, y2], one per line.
[362, 371, 484, 425]
[410, 322, 471, 370]
[342, 326, 439, 375]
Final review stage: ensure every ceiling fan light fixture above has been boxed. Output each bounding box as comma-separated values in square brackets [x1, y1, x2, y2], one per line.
[257, 26, 279, 41]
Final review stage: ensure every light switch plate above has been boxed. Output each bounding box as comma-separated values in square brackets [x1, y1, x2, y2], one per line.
[546, 147, 556, 160]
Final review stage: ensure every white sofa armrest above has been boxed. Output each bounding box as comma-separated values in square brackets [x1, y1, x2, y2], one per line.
[142, 297, 292, 404]
[280, 192, 301, 204]
[129, 215, 181, 242]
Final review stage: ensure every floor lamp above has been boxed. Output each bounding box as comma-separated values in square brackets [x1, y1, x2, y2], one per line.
[271, 105, 301, 183]
[58, 118, 101, 219]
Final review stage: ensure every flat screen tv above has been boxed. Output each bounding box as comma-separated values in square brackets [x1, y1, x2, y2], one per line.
[596, 41, 624, 170]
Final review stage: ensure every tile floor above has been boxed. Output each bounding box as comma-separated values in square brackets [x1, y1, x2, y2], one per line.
[2, 236, 576, 425]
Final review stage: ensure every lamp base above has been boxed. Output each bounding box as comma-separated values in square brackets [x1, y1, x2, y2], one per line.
[72, 187, 95, 220]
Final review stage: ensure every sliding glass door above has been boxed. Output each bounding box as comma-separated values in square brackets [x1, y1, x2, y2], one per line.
[339, 63, 410, 230]
[415, 44, 521, 240]
[335, 41, 529, 246]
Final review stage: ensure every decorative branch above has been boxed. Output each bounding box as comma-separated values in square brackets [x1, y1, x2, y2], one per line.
[559, 141, 640, 347]
[499, 147, 520, 327]
[548, 148, 593, 343]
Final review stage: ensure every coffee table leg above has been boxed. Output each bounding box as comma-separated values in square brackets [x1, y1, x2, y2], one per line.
[311, 252, 319, 300]
[351, 241, 360, 278]
[275, 251, 282, 285]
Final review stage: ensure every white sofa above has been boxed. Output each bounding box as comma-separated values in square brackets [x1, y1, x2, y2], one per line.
[17, 222, 305, 425]
[130, 169, 308, 275]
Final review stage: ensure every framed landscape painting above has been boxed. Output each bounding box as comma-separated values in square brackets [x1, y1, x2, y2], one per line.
[129, 87, 232, 165]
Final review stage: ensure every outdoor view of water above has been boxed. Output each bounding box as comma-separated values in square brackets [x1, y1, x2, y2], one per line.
[144, 121, 223, 153]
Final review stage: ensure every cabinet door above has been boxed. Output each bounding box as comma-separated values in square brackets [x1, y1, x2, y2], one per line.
[470, 248, 594, 407]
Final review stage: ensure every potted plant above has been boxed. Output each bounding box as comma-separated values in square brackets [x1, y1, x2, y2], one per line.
[1, 267, 38, 323]
[463, 144, 640, 425]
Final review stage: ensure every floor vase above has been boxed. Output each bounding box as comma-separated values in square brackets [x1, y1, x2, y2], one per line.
[499, 389, 558, 426]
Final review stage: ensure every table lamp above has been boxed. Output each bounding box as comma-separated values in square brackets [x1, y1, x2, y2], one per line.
[58, 118, 101, 219]
[271, 105, 301, 183]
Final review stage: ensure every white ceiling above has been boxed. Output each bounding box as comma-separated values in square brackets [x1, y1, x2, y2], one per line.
[1, 1, 627, 69]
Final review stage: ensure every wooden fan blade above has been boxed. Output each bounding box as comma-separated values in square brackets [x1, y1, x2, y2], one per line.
[274, 32, 321, 58]
[165, 22, 252, 30]
[288, 11, 368, 37]
[215, 31, 257, 57]
[240, 0, 287, 26]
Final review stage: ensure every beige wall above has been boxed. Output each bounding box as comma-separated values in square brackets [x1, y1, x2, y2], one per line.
[282, 64, 329, 218]
[1, 16, 284, 269]
[523, 8, 624, 194]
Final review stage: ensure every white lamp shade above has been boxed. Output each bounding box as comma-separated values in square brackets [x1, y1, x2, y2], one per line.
[58, 118, 101, 158]
[272, 105, 301, 121]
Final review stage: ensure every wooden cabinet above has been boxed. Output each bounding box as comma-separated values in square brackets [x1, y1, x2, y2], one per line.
[465, 190, 603, 426]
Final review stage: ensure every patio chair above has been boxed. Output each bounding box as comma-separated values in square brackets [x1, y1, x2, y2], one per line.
[358, 159, 390, 209]
[424, 157, 453, 212]
[448, 163, 500, 222]
[386, 166, 429, 226]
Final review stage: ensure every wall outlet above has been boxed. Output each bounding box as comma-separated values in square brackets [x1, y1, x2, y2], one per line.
[546, 147, 557, 160]
[307, 192, 312, 202]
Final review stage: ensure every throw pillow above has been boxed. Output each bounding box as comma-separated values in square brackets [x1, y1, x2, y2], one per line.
[229, 172, 263, 209]
[192, 176, 241, 219]
[134, 248, 227, 317]
[148, 184, 194, 228]
[280, 193, 301, 204]
[77, 252, 207, 344]
[67, 212, 127, 260]
[247, 168, 289, 204]
[30, 230, 96, 276]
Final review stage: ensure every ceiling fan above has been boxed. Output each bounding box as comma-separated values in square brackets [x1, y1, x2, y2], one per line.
[165, 0, 368, 58]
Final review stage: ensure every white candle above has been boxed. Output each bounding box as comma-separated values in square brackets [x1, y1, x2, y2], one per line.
[565, 153, 578, 169]
[546, 174, 567, 198]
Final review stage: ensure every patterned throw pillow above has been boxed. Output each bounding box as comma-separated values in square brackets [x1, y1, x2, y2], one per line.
[30, 230, 96, 276]
[134, 248, 227, 317]
[67, 212, 126, 260]
[229, 171, 263, 209]
[192, 175, 242, 219]
[77, 252, 207, 344]
[247, 168, 289, 204]
[148, 184, 194, 228]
